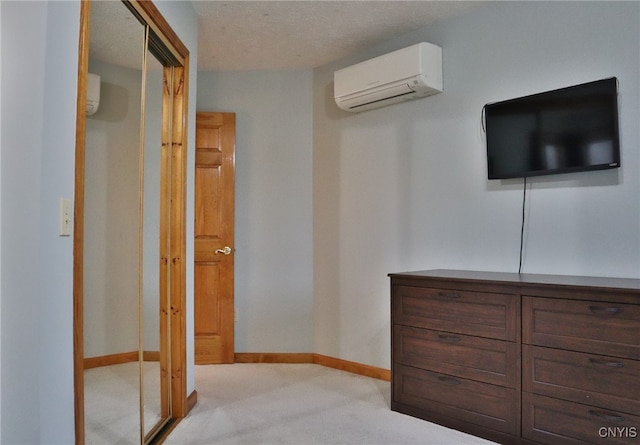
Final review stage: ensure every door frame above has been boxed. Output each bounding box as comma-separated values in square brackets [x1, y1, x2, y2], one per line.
[73, 1, 190, 443]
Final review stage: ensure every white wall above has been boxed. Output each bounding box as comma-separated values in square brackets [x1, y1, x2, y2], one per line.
[0, 1, 198, 442]
[1, 1, 79, 442]
[197, 70, 315, 353]
[0, 1, 3, 438]
[313, 1, 640, 369]
[39, 3, 88, 439]
[84, 60, 142, 358]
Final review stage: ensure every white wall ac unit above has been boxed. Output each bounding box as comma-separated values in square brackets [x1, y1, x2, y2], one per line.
[334, 42, 443, 113]
[86, 73, 101, 116]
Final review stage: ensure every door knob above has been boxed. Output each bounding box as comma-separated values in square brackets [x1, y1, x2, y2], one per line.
[215, 246, 232, 256]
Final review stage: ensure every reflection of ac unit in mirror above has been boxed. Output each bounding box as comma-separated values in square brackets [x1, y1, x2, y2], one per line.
[334, 42, 443, 112]
[86, 73, 101, 116]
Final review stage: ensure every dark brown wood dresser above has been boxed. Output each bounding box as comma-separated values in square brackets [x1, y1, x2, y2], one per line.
[389, 269, 640, 445]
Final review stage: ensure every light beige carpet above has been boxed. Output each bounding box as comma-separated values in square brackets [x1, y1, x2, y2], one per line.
[84, 362, 163, 444]
[164, 363, 497, 445]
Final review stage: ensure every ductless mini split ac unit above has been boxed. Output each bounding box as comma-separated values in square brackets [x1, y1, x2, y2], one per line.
[86, 73, 101, 116]
[334, 42, 443, 112]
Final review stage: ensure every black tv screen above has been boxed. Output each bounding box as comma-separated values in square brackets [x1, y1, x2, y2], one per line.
[485, 77, 620, 179]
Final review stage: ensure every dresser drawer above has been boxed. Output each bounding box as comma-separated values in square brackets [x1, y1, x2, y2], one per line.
[524, 345, 640, 415]
[393, 364, 518, 435]
[523, 393, 640, 445]
[394, 325, 519, 388]
[393, 285, 517, 340]
[523, 297, 640, 359]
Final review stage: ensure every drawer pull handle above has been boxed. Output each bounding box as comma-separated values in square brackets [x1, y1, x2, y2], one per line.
[438, 334, 462, 344]
[589, 306, 624, 316]
[589, 358, 624, 368]
[438, 376, 461, 386]
[437, 292, 461, 300]
[589, 410, 625, 422]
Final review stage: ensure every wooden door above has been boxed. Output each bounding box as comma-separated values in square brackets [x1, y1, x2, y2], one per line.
[194, 112, 235, 364]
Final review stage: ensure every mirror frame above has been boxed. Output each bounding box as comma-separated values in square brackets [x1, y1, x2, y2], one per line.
[73, 0, 190, 443]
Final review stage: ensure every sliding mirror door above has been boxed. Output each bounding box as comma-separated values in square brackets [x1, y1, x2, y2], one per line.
[75, 1, 189, 444]
[83, 2, 145, 442]
[141, 43, 171, 441]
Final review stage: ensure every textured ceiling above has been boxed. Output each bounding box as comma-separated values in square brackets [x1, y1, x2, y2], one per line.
[193, 1, 484, 71]
[89, 1, 146, 69]
[90, 1, 486, 71]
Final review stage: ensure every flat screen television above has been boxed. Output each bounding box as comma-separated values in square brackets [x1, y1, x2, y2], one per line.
[484, 77, 620, 179]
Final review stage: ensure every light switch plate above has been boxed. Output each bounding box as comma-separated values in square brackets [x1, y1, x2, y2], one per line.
[59, 198, 72, 236]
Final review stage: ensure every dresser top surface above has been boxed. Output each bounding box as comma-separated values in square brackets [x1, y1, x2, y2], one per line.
[389, 269, 640, 292]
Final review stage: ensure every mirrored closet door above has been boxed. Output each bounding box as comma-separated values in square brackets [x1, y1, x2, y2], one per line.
[74, 1, 189, 444]
[83, 2, 146, 442]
